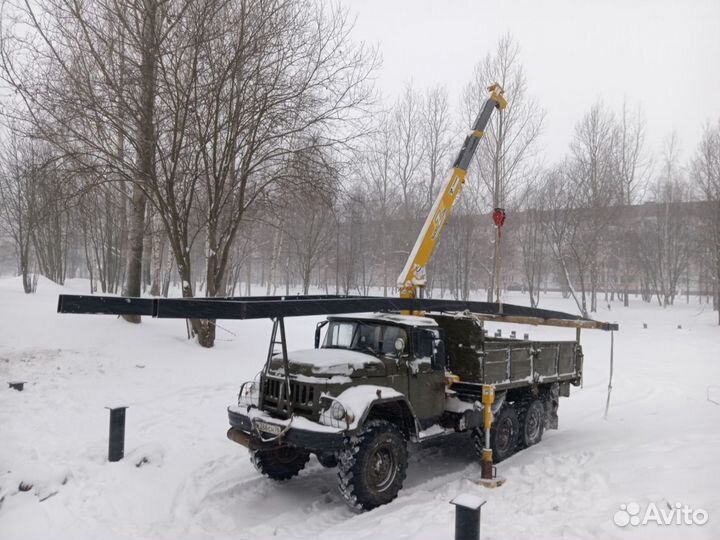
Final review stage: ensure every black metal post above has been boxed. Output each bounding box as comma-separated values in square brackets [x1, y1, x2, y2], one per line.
[278, 317, 294, 416]
[451, 496, 485, 540]
[106, 406, 128, 462]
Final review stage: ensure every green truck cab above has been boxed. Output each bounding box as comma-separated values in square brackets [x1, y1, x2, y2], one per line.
[227, 311, 583, 511]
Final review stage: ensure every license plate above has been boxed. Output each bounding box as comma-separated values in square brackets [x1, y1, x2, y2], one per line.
[255, 420, 282, 436]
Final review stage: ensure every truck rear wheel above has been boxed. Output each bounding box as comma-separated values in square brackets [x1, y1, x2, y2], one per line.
[518, 399, 545, 448]
[251, 446, 310, 481]
[473, 404, 519, 463]
[337, 420, 408, 511]
[491, 405, 519, 461]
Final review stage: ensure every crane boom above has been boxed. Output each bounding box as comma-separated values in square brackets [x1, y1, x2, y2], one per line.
[397, 84, 507, 299]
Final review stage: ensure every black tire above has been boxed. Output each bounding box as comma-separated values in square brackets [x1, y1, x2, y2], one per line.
[473, 404, 519, 463]
[251, 446, 310, 481]
[337, 420, 408, 511]
[517, 399, 545, 448]
[316, 452, 338, 468]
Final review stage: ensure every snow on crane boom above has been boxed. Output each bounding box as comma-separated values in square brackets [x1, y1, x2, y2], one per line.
[397, 83, 507, 299]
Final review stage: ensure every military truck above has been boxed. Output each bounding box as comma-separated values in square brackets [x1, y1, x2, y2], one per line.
[57, 293, 615, 511]
[227, 310, 584, 511]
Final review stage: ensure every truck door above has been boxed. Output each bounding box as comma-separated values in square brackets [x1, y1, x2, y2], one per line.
[407, 328, 446, 424]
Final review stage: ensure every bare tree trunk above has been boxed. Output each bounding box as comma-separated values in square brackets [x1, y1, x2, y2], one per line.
[285, 250, 290, 296]
[590, 265, 598, 312]
[334, 221, 340, 295]
[715, 215, 720, 324]
[122, 185, 146, 321]
[20, 240, 32, 294]
[623, 264, 630, 307]
[149, 214, 163, 296]
[162, 244, 173, 297]
[122, 0, 157, 322]
[246, 258, 252, 296]
[267, 227, 282, 296]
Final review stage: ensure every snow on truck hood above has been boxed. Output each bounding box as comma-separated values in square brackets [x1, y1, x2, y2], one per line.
[279, 348, 384, 376]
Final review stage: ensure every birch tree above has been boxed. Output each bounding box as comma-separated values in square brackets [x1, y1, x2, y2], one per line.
[462, 33, 543, 301]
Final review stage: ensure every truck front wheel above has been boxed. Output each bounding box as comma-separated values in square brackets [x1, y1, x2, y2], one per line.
[337, 420, 408, 511]
[251, 446, 310, 481]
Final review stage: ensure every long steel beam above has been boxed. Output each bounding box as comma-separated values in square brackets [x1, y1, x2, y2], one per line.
[57, 294, 619, 331]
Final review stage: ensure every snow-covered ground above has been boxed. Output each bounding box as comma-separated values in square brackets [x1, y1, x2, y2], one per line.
[1, 277, 718, 539]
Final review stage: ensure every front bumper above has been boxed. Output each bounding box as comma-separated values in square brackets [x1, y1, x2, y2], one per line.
[227, 406, 345, 451]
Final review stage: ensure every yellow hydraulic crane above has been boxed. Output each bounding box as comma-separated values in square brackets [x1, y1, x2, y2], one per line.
[397, 84, 507, 299]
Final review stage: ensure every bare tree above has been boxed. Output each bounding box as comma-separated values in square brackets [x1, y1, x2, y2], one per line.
[636, 134, 692, 306]
[0, 131, 40, 292]
[421, 86, 453, 211]
[392, 84, 424, 219]
[613, 100, 650, 306]
[168, 0, 375, 346]
[360, 114, 396, 295]
[692, 119, 720, 322]
[282, 147, 337, 294]
[518, 181, 546, 307]
[541, 163, 589, 316]
[77, 180, 128, 293]
[570, 101, 618, 312]
[2, 0, 376, 346]
[0, 0, 189, 320]
[462, 33, 543, 301]
[265, 221, 284, 296]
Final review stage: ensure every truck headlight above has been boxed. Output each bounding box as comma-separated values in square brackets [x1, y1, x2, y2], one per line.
[330, 400, 346, 421]
[238, 381, 259, 407]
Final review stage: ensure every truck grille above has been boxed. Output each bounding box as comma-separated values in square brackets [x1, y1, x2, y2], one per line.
[261, 375, 316, 417]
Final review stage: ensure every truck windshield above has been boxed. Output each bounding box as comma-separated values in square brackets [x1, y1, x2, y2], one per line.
[323, 321, 407, 355]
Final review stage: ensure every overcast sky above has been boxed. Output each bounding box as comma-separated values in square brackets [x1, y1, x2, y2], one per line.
[341, 0, 720, 166]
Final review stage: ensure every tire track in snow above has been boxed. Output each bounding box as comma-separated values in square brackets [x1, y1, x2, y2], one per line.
[163, 434, 608, 540]
[167, 454, 351, 539]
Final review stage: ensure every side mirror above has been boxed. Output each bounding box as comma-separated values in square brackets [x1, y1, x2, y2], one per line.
[394, 337, 405, 354]
[315, 320, 329, 348]
[433, 339, 446, 371]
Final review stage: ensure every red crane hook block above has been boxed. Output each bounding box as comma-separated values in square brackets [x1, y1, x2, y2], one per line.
[492, 208, 506, 228]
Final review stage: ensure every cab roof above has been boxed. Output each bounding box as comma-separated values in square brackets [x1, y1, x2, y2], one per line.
[328, 312, 439, 327]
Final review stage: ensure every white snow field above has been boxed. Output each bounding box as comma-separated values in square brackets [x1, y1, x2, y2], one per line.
[1, 276, 719, 540]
